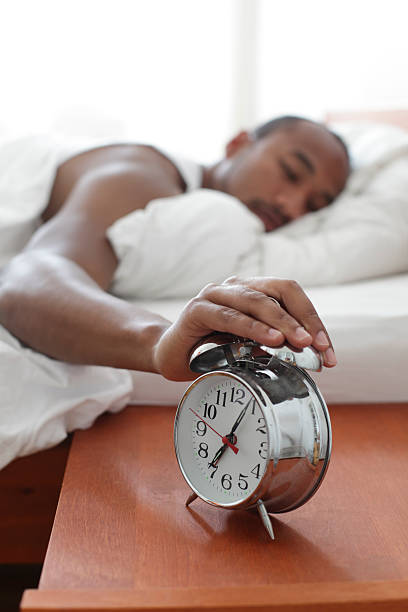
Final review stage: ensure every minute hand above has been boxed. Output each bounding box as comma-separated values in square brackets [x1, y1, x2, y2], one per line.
[228, 397, 253, 436]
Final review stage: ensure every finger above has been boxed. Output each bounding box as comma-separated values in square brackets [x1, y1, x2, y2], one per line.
[222, 277, 336, 367]
[189, 299, 285, 347]
[255, 278, 336, 367]
[203, 283, 315, 349]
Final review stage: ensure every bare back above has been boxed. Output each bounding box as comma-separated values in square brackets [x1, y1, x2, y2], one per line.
[21, 143, 189, 291]
[42, 143, 187, 222]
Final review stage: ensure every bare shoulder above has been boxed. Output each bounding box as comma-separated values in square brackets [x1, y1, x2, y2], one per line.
[28, 146, 186, 289]
[43, 143, 186, 221]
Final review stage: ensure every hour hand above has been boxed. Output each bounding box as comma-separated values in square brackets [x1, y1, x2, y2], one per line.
[208, 443, 228, 468]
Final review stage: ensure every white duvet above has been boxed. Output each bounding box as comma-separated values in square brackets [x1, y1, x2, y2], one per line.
[0, 122, 407, 470]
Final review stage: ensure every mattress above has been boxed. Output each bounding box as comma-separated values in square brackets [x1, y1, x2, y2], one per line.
[128, 273, 408, 405]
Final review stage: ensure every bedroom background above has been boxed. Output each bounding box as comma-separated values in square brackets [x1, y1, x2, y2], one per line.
[1, 3, 408, 612]
[1, 0, 408, 161]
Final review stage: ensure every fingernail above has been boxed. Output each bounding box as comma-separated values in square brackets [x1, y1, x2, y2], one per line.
[315, 331, 330, 348]
[325, 348, 337, 366]
[295, 327, 312, 341]
[268, 328, 283, 340]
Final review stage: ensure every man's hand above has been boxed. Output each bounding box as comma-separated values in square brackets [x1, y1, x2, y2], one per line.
[153, 276, 336, 381]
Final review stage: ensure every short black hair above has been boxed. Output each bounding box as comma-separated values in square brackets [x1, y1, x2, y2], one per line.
[252, 115, 350, 170]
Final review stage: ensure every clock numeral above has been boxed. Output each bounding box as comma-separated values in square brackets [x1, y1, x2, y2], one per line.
[238, 473, 249, 490]
[250, 463, 261, 479]
[250, 399, 257, 415]
[221, 473, 232, 490]
[256, 417, 267, 434]
[196, 420, 207, 437]
[215, 390, 227, 407]
[258, 441, 268, 459]
[198, 442, 209, 458]
[230, 386, 246, 405]
[203, 403, 217, 420]
[209, 464, 218, 479]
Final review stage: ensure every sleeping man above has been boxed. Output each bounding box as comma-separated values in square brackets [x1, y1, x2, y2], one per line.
[0, 116, 349, 382]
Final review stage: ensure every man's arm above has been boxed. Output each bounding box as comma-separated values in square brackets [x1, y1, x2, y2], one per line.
[0, 161, 336, 379]
[0, 161, 180, 371]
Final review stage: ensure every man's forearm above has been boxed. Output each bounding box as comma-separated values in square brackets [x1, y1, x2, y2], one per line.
[0, 250, 170, 372]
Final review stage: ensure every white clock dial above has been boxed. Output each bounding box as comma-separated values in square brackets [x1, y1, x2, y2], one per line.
[175, 373, 270, 507]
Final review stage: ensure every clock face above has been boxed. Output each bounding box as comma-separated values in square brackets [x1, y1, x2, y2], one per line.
[174, 372, 271, 507]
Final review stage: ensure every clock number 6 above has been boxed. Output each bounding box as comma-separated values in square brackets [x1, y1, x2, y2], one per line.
[221, 474, 232, 490]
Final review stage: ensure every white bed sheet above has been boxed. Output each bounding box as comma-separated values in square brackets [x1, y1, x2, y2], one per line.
[128, 273, 408, 405]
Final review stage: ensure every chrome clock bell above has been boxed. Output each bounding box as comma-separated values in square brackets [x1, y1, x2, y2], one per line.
[173, 333, 332, 541]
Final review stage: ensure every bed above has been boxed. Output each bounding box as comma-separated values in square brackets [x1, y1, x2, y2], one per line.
[1, 109, 408, 568]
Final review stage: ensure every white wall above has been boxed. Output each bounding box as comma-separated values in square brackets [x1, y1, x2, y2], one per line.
[1, 0, 408, 162]
[0, 0, 235, 161]
[254, 0, 408, 125]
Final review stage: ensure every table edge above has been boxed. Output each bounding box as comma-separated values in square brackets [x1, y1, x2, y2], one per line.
[21, 580, 408, 611]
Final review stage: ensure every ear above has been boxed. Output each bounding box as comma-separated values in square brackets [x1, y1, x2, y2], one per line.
[225, 130, 254, 158]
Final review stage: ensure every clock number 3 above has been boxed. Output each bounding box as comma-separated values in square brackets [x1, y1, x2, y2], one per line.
[258, 441, 268, 459]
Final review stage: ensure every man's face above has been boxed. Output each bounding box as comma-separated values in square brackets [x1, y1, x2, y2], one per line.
[216, 121, 349, 232]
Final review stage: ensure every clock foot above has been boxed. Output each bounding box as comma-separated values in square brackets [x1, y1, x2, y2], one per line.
[185, 491, 199, 507]
[257, 499, 275, 541]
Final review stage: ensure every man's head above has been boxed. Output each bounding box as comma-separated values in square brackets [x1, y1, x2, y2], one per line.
[206, 116, 350, 232]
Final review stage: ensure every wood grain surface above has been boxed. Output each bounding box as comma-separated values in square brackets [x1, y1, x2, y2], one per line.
[22, 402, 408, 610]
[0, 438, 70, 563]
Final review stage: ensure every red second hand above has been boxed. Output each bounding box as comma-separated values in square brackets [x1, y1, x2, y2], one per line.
[188, 407, 239, 454]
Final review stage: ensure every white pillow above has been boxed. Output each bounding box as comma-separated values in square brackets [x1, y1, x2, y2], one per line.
[261, 121, 408, 286]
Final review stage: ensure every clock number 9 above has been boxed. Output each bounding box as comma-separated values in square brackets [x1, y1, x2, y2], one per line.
[198, 442, 209, 458]
[196, 420, 207, 436]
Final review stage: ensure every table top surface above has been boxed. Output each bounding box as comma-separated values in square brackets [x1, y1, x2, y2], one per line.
[22, 402, 408, 611]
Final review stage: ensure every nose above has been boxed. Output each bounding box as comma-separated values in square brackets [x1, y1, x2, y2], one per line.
[275, 189, 307, 221]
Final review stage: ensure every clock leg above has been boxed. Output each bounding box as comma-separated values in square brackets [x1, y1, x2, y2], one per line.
[257, 499, 275, 541]
[185, 491, 199, 507]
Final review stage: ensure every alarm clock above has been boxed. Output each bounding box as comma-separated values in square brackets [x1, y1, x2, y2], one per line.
[173, 333, 331, 540]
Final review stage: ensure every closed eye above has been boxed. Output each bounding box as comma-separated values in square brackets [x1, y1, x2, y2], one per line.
[306, 201, 320, 212]
[279, 160, 299, 184]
